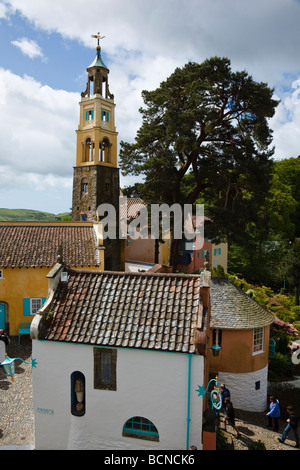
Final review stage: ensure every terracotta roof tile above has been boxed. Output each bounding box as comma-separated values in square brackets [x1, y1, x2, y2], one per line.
[0, 224, 100, 267]
[38, 268, 204, 354]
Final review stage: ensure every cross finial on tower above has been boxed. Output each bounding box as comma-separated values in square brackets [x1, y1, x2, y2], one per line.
[91, 32, 105, 47]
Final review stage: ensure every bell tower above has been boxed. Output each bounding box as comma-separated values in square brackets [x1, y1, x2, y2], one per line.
[72, 33, 121, 271]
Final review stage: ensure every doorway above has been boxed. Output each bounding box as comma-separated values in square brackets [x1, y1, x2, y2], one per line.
[0, 303, 6, 330]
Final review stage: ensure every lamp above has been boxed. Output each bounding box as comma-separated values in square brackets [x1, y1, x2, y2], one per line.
[1, 356, 37, 382]
[211, 344, 221, 357]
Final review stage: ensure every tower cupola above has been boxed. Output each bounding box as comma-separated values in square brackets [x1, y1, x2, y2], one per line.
[81, 33, 113, 99]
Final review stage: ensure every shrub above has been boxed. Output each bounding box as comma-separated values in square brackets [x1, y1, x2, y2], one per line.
[291, 306, 300, 321]
[268, 352, 295, 381]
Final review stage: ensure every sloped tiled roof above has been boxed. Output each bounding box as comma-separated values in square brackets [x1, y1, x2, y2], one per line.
[210, 278, 274, 329]
[120, 197, 147, 220]
[0, 224, 100, 268]
[37, 268, 204, 354]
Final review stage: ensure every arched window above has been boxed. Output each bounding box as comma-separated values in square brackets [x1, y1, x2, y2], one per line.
[100, 138, 111, 163]
[71, 371, 85, 416]
[84, 138, 94, 162]
[122, 417, 159, 441]
[81, 178, 88, 198]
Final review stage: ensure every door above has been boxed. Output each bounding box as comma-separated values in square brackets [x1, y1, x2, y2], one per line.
[0, 304, 6, 330]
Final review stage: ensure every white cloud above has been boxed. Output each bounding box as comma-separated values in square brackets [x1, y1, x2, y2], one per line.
[1, 0, 300, 211]
[4, 0, 300, 83]
[270, 80, 300, 160]
[11, 37, 44, 60]
[0, 68, 78, 190]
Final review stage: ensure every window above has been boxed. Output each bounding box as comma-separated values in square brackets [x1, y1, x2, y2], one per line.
[94, 348, 117, 391]
[81, 178, 88, 197]
[122, 417, 159, 442]
[31, 298, 43, 314]
[24, 298, 46, 316]
[202, 249, 210, 258]
[0, 270, 3, 279]
[85, 109, 94, 121]
[214, 248, 221, 256]
[84, 138, 94, 162]
[101, 110, 110, 123]
[253, 327, 264, 355]
[213, 328, 222, 348]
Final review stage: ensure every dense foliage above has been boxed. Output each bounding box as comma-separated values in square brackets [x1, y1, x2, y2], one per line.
[120, 57, 279, 268]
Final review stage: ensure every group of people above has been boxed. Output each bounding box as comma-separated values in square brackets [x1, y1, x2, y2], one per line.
[218, 384, 299, 448]
[267, 395, 299, 448]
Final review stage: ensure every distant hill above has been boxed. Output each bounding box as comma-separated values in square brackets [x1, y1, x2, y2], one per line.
[0, 208, 72, 221]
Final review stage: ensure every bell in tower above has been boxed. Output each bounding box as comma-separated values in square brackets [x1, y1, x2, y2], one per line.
[72, 33, 122, 271]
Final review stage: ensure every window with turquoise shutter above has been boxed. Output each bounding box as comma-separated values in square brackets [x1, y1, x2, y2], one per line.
[24, 297, 47, 316]
[85, 109, 94, 121]
[202, 249, 210, 258]
[101, 110, 109, 122]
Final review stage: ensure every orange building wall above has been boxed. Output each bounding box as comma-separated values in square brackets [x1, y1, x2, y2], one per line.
[209, 326, 270, 374]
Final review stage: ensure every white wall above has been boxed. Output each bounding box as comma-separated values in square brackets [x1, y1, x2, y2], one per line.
[218, 365, 268, 412]
[32, 340, 204, 450]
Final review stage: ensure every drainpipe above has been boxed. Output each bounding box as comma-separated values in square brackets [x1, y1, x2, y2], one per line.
[186, 354, 192, 450]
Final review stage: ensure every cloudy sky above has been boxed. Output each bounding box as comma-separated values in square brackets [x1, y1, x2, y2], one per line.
[1, 0, 300, 214]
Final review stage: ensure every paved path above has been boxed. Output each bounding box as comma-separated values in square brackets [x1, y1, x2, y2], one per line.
[0, 336, 34, 449]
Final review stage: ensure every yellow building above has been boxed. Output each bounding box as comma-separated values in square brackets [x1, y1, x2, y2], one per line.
[0, 222, 104, 336]
[72, 34, 122, 271]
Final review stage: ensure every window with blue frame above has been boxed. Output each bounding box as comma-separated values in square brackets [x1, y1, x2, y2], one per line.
[214, 248, 221, 256]
[23, 297, 47, 316]
[122, 417, 159, 441]
[101, 110, 110, 122]
[85, 109, 94, 121]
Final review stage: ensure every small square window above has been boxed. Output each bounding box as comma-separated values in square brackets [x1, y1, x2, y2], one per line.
[31, 298, 43, 315]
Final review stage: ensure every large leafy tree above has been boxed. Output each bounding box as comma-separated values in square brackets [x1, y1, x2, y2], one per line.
[120, 57, 279, 269]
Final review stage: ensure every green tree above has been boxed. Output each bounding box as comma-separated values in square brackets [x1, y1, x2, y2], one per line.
[120, 57, 279, 269]
[272, 156, 300, 237]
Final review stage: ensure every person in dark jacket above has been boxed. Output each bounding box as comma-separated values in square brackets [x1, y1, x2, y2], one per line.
[278, 406, 299, 448]
[266, 396, 280, 431]
[223, 397, 240, 438]
[0, 329, 10, 347]
[220, 383, 231, 414]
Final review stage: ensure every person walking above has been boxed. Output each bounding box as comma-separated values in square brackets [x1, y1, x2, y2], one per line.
[266, 396, 280, 432]
[220, 383, 230, 408]
[278, 406, 299, 448]
[223, 397, 240, 438]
